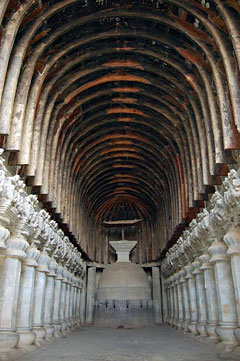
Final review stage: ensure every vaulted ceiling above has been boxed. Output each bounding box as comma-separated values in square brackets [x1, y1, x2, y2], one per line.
[0, 0, 240, 262]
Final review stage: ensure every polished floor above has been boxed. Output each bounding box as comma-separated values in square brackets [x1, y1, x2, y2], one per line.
[18, 326, 239, 361]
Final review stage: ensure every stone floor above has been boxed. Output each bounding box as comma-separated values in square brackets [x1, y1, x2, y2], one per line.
[17, 326, 240, 361]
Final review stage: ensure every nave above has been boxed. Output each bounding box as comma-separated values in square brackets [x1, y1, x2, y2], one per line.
[1, 0, 240, 360]
[18, 326, 239, 361]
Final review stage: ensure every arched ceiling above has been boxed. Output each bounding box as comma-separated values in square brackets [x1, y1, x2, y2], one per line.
[0, 0, 240, 262]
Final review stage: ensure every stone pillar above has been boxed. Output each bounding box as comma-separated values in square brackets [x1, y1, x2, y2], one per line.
[86, 266, 96, 324]
[224, 225, 240, 344]
[43, 258, 57, 341]
[172, 274, 179, 327]
[176, 271, 184, 330]
[16, 245, 40, 348]
[199, 252, 219, 341]
[59, 269, 68, 336]
[0, 228, 28, 358]
[152, 267, 162, 324]
[185, 263, 199, 335]
[164, 280, 170, 324]
[180, 269, 191, 332]
[161, 274, 168, 323]
[208, 241, 239, 351]
[76, 281, 82, 327]
[192, 258, 207, 337]
[32, 251, 50, 345]
[53, 264, 64, 338]
[64, 272, 71, 333]
[71, 277, 77, 328]
[68, 275, 74, 329]
[169, 277, 175, 326]
[80, 276, 87, 325]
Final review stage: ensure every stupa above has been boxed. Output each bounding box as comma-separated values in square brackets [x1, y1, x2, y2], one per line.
[95, 220, 153, 328]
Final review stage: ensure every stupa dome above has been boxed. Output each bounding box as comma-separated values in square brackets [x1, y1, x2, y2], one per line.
[97, 262, 151, 300]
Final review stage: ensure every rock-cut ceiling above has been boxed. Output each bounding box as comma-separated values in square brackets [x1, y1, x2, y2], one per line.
[0, 0, 240, 262]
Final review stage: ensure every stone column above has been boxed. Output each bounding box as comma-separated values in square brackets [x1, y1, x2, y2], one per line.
[80, 273, 87, 325]
[224, 225, 240, 344]
[72, 277, 77, 329]
[73, 278, 79, 328]
[53, 264, 64, 338]
[185, 263, 199, 335]
[16, 245, 40, 348]
[172, 274, 179, 328]
[76, 281, 82, 327]
[0, 226, 28, 359]
[192, 257, 207, 337]
[176, 271, 184, 330]
[32, 251, 50, 345]
[86, 266, 96, 324]
[180, 269, 191, 332]
[168, 277, 175, 326]
[164, 280, 170, 324]
[43, 258, 57, 341]
[199, 252, 219, 341]
[208, 241, 239, 351]
[68, 275, 74, 329]
[59, 268, 68, 336]
[161, 274, 168, 324]
[64, 271, 71, 333]
[152, 267, 162, 324]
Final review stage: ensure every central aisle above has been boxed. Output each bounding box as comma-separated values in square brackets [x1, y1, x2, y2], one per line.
[17, 326, 239, 361]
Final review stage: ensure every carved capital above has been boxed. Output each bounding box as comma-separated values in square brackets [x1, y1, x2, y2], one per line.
[36, 251, 51, 273]
[183, 263, 194, 279]
[4, 233, 28, 259]
[192, 257, 202, 275]
[224, 224, 240, 256]
[199, 252, 212, 270]
[24, 245, 40, 267]
[0, 222, 10, 250]
[55, 264, 64, 280]
[48, 258, 58, 277]
[208, 241, 229, 263]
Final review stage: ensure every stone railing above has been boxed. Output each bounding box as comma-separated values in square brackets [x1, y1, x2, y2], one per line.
[161, 168, 240, 352]
[0, 149, 86, 360]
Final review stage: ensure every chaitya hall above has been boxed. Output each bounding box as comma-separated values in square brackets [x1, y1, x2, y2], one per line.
[1, 0, 240, 360]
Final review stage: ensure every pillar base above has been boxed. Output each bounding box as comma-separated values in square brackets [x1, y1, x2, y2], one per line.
[188, 322, 199, 335]
[60, 321, 67, 337]
[65, 320, 72, 333]
[53, 323, 62, 338]
[44, 325, 55, 341]
[206, 323, 219, 341]
[234, 327, 240, 344]
[32, 327, 46, 346]
[196, 322, 207, 337]
[182, 320, 190, 332]
[216, 325, 239, 352]
[176, 320, 183, 330]
[16, 330, 36, 348]
[0, 331, 19, 354]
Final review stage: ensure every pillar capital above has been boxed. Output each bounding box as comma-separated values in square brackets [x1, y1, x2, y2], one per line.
[183, 263, 194, 279]
[48, 258, 58, 277]
[24, 245, 40, 267]
[4, 232, 28, 259]
[199, 252, 212, 270]
[224, 224, 240, 256]
[209, 241, 229, 263]
[36, 251, 51, 273]
[179, 269, 187, 283]
[55, 264, 64, 280]
[192, 258, 203, 275]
